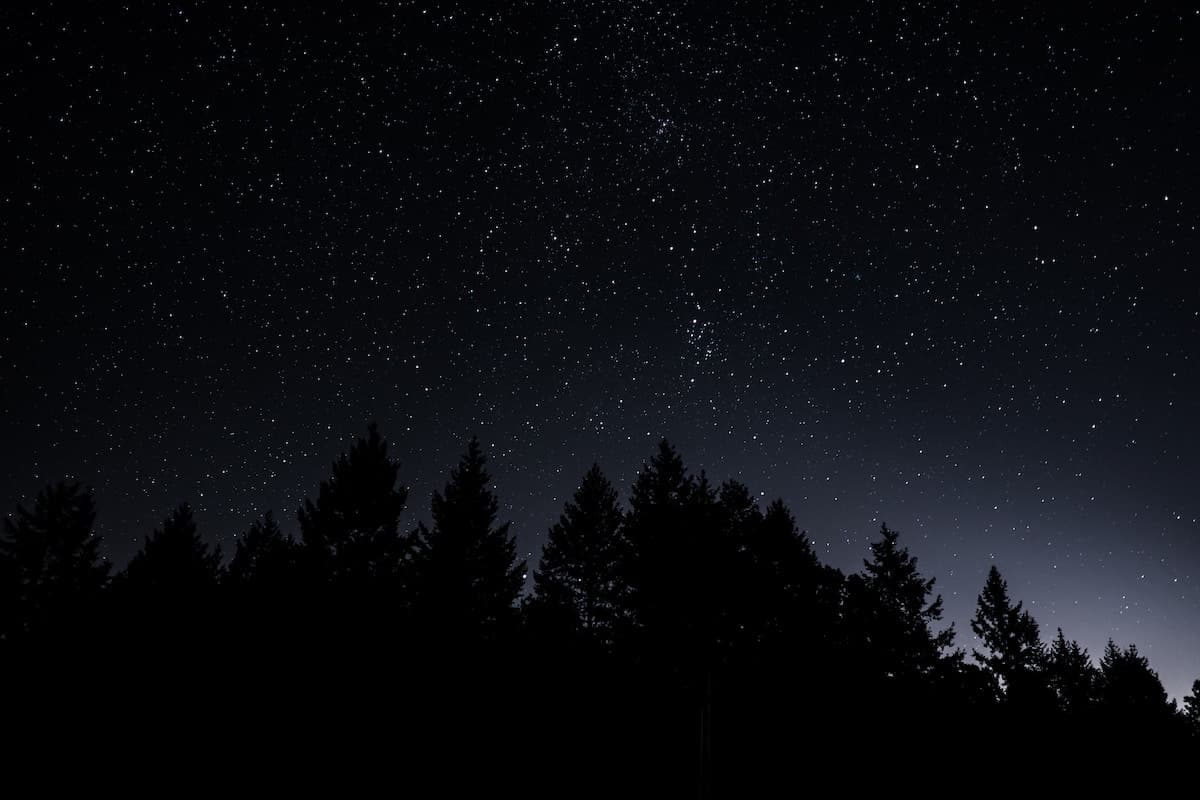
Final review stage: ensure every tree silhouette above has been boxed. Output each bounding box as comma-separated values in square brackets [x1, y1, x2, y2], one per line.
[1045, 628, 1095, 713]
[111, 503, 223, 655]
[0, 482, 110, 641]
[1096, 640, 1176, 728]
[224, 510, 303, 662]
[619, 441, 752, 675]
[744, 497, 833, 648]
[618, 439, 697, 648]
[846, 523, 954, 682]
[4, 424, 1200, 759]
[529, 464, 624, 643]
[119, 503, 223, 598]
[704, 479, 760, 655]
[971, 565, 1045, 702]
[411, 436, 524, 640]
[298, 423, 411, 587]
[1184, 679, 1200, 737]
[227, 511, 299, 590]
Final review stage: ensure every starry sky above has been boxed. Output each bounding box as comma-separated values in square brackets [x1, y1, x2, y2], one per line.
[3, 3, 1198, 698]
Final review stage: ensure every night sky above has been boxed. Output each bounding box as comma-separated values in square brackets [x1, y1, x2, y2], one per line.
[3, 4, 1198, 698]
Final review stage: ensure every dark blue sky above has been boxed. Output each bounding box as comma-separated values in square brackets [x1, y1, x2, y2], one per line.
[3, 3, 1197, 698]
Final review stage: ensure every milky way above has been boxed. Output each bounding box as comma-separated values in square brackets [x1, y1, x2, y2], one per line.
[3, 4, 1198, 698]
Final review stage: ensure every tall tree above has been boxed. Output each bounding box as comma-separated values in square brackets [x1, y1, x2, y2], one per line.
[971, 565, 1045, 695]
[411, 436, 524, 640]
[298, 423, 411, 586]
[0, 482, 110, 640]
[1183, 679, 1200, 737]
[619, 439, 697, 643]
[224, 511, 302, 658]
[227, 511, 299, 591]
[119, 503, 223, 598]
[530, 465, 624, 641]
[1096, 640, 1174, 721]
[847, 523, 954, 681]
[619, 441, 749, 668]
[714, 481, 766, 649]
[1045, 628, 1095, 713]
[745, 498, 831, 646]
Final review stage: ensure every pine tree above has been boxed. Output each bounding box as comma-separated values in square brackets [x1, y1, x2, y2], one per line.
[120, 503, 223, 598]
[848, 523, 954, 680]
[1096, 640, 1175, 725]
[530, 465, 624, 640]
[753, 499, 820, 586]
[1183, 679, 1200, 737]
[619, 439, 697, 642]
[1045, 628, 1095, 713]
[298, 423, 411, 586]
[714, 481, 767, 649]
[751, 499, 831, 634]
[227, 511, 299, 590]
[411, 436, 524, 640]
[620, 441, 748, 667]
[970, 565, 1045, 693]
[0, 482, 110, 640]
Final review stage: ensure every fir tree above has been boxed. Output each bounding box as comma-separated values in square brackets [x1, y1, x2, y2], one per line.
[1096, 640, 1173, 719]
[752, 498, 820, 586]
[0, 482, 110, 639]
[713, 481, 771, 648]
[619, 439, 697, 642]
[747, 498, 833, 644]
[1183, 679, 1200, 737]
[120, 503, 223, 597]
[1045, 628, 1095, 713]
[530, 464, 624, 640]
[848, 523, 954, 680]
[620, 441, 749, 668]
[227, 511, 299, 590]
[298, 423, 411, 586]
[970, 565, 1045, 692]
[411, 436, 524, 639]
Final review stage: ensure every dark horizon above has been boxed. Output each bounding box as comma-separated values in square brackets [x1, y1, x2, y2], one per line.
[8, 425, 1198, 705]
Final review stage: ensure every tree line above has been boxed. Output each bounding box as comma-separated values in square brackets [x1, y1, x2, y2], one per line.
[2, 424, 1197, 786]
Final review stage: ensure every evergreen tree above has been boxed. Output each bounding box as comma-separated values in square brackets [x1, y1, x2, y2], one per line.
[747, 498, 828, 642]
[119, 503, 223, 598]
[704, 479, 760, 654]
[530, 465, 624, 640]
[224, 511, 302, 659]
[411, 436, 524, 639]
[1096, 640, 1175, 722]
[227, 511, 299, 590]
[752, 499, 820, 586]
[970, 565, 1045, 694]
[733, 493, 841, 662]
[0, 482, 110, 640]
[710, 479, 762, 639]
[1045, 628, 1095, 713]
[1183, 679, 1200, 737]
[618, 439, 697, 644]
[619, 441, 748, 668]
[298, 423, 411, 586]
[847, 523, 954, 681]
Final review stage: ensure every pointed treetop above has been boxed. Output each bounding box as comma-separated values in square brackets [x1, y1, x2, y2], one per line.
[298, 423, 410, 582]
[971, 564, 1043, 684]
[122, 502, 223, 592]
[630, 439, 693, 511]
[413, 435, 525, 637]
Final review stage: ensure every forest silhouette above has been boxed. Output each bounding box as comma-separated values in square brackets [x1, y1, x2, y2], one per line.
[3, 425, 1197, 787]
